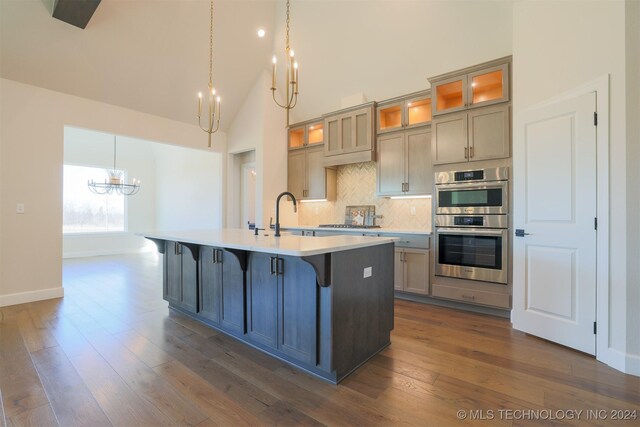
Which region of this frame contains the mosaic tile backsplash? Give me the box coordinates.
[297,162,432,230]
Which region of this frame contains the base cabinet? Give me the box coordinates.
[199,247,245,334]
[247,253,317,365]
[164,241,197,313]
[394,248,429,295]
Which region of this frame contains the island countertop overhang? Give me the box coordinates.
[140,228,398,257]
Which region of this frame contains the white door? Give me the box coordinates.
[512,92,597,355]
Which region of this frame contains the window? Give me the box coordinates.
[63,165,125,233]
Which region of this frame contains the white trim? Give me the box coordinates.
[0,287,64,308]
[626,352,640,377]
[63,246,154,259]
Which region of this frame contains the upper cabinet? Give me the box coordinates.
[430,58,510,117]
[429,57,512,165]
[323,103,376,166]
[377,90,432,134]
[288,119,324,150]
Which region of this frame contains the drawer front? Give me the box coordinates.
[383,233,429,249]
[431,284,510,309]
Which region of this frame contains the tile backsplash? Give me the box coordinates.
[297,162,432,230]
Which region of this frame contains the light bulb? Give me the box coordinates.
[217,96,221,102]
[294,62,298,69]
[211,88,216,95]
[257,28,266,38]
[198,92,203,98]
[272,55,277,64]
[289,49,295,57]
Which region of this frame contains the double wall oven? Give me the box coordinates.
[434,167,509,284]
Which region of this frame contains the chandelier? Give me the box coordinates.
[87,136,140,196]
[197,0,221,148]
[270,0,299,125]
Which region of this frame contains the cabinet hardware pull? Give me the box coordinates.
[277,258,284,276]
[470,146,474,158]
[212,249,217,263]
[464,147,468,159]
[270,257,277,275]
[175,242,182,255]
[405,182,409,192]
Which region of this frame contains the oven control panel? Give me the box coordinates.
[454,216,484,226]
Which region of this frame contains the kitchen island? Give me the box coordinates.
[143,229,396,383]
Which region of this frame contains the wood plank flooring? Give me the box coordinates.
[1,253,638,426]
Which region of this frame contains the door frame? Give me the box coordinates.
[513,75,611,367]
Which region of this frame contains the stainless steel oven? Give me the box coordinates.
[434,215,508,284]
[435,167,508,215]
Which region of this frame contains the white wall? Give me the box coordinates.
[0,78,226,307]
[625,0,640,361]
[63,127,157,257]
[273,0,513,124]
[513,0,638,374]
[154,143,223,231]
[226,69,289,229]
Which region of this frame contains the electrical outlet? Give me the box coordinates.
[16,203,25,214]
[363,266,372,278]
[410,206,416,215]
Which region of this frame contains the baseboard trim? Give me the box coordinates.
[394,292,511,318]
[0,287,64,308]
[63,247,153,259]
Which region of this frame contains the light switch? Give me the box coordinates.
[16,203,25,214]
[363,266,372,278]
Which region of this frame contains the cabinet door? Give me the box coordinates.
[432,75,467,116]
[287,149,306,200]
[468,104,510,162]
[180,245,198,313]
[324,115,341,156]
[340,113,353,152]
[247,252,278,349]
[377,101,404,134]
[278,255,317,365]
[219,250,246,334]
[468,63,509,108]
[353,108,372,152]
[307,122,324,146]
[405,95,432,128]
[164,241,182,305]
[288,125,305,149]
[199,246,221,324]
[432,112,468,165]
[406,128,432,195]
[306,145,326,200]
[403,249,429,295]
[394,249,404,291]
[377,132,406,196]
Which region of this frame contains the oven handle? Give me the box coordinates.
[435,182,507,191]
[435,227,506,237]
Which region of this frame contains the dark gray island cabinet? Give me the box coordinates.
[144,229,396,383]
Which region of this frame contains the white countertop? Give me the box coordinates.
[281,225,431,235]
[141,228,398,257]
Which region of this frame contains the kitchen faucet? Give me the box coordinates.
[274,191,297,237]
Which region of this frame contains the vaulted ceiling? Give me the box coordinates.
[1,1,513,131]
[0,0,277,131]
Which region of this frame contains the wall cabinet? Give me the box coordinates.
[288,119,324,149]
[377,127,432,196]
[247,252,317,365]
[431,104,510,165]
[199,247,245,334]
[377,91,432,134]
[323,103,375,166]
[164,241,197,313]
[288,145,336,200]
[430,61,510,117]
[394,248,430,296]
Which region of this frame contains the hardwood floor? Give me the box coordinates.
[1,253,638,426]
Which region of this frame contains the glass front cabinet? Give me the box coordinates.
[377,90,432,134]
[288,119,324,150]
[431,60,510,117]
